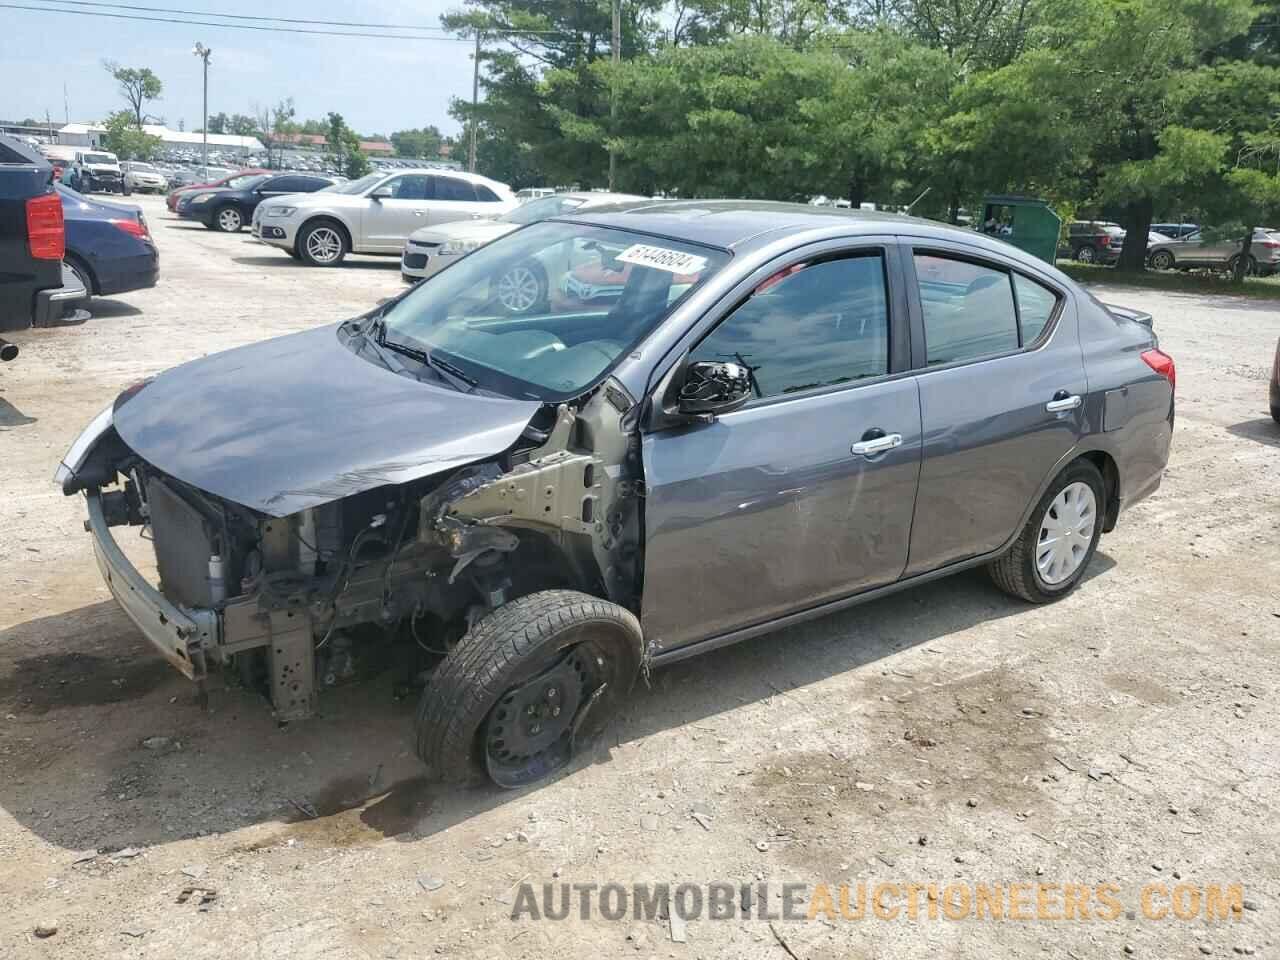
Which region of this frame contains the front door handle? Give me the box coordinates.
[851,432,903,456]
[1045,394,1082,413]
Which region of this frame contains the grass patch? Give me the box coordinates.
[1057,261,1280,300]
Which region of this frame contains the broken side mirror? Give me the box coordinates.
[676,359,753,419]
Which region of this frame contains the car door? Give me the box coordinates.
[640,243,923,653]
[427,175,485,227]
[901,244,1087,576]
[363,174,432,251]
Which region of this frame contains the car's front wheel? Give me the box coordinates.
[297,220,348,266]
[415,590,642,788]
[213,206,242,232]
[1075,245,1097,264]
[989,459,1105,603]
[1149,250,1174,271]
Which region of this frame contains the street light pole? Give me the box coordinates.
[193,43,212,179]
[468,31,481,173]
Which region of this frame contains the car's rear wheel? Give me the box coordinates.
[415,590,642,788]
[1149,250,1174,271]
[1272,404,1280,425]
[494,262,548,314]
[298,221,348,266]
[214,206,242,232]
[1075,245,1097,264]
[989,459,1105,603]
[1228,253,1257,276]
[65,256,95,298]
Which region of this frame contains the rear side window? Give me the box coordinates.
[474,184,501,202]
[388,175,431,200]
[916,254,1019,364]
[690,254,889,399]
[435,177,477,201]
[1013,273,1059,344]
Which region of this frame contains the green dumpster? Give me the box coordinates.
[978,195,1062,266]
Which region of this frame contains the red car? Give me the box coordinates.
[166,168,268,212]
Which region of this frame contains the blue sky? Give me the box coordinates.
[1,1,475,136]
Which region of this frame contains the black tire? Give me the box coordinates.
[1149,250,1174,271]
[988,459,1106,604]
[212,205,242,233]
[1075,244,1097,264]
[1271,404,1280,425]
[415,589,642,787]
[287,247,303,261]
[296,219,348,267]
[1228,254,1257,277]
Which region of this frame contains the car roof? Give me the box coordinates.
[558,199,980,250]
[391,168,507,187]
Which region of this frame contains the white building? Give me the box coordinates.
[57,122,263,153]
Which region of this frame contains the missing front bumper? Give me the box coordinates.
[86,489,219,680]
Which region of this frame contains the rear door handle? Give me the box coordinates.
[1045,395,1082,413]
[851,433,903,456]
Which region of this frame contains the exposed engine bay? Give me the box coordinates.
[80,382,643,722]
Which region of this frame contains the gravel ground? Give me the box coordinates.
[1,195,1278,958]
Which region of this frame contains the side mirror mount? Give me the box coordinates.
[370,185,394,201]
[675,359,753,421]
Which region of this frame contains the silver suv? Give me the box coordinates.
[254,169,517,266]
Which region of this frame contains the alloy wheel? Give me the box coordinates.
[1036,481,1097,585]
[306,227,343,264]
[217,208,242,232]
[496,265,541,313]
[1077,246,1095,263]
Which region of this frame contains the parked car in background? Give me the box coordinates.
[1059,221,1124,264]
[67,150,128,195]
[58,184,159,300]
[515,187,556,202]
[1152,222,1200,240]
[166,168,268,211]
[1146,227,1280,276]
[177,173,336,233]
[0,134,89,334]
[1271,336,1280,424]
[254,169,517,266]
[121,161,168,194]
[400,190,646,291]
[58,201,1174,788]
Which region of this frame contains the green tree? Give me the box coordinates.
[101,110,163,159]
[205,112,228,135]
[103,62,163,127]
[255,98,297,169]
[390,126,445,158]
[326,112,370,178]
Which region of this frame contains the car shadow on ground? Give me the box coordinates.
[231,254,401,271]
[0,552,1116,852]
[0,397,37,427]
[88,299,143,319]
[1225,416,1280,446]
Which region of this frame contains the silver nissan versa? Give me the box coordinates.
[57,201,1174,788]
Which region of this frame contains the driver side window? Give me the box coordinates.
[689,254,890,400]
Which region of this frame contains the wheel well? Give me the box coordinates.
[300,216,351,249]
[64,251,98,295]
[1078,451,1120,532]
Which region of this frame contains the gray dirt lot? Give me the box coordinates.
[1,194,1278,958]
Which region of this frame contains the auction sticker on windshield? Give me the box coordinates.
[616,244,709,275]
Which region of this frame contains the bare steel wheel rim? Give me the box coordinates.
[1037,481,1097,586]
[218,208,241,231]
[306,226,342,263]
[497,265,540,313]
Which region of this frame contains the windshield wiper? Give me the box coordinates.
[365,316,477,392]
[424,353,477,390]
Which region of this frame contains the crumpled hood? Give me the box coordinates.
[407,219,516,246]
[112,323,541,517]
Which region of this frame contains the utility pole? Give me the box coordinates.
[609,0,620,190]
[468,31,481,173]
[46,110,54,143]
[193,43,212,179]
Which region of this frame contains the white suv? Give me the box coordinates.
[253,169,517,266]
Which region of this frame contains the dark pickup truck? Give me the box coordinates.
[0,134,89,351]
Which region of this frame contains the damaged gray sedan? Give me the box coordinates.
[56,201,1174,787]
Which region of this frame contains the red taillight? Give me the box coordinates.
[1141,348,1175,390]
[109,217,147,239]
[1260,239,1280,249]
[1099,235,1111,247]
[25,193,64,260]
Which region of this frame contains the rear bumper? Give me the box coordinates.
[85,490,218,681]
[33,262,91,325]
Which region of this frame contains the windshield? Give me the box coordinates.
[130,162,157,172]
[84,153,115,164]
[226,173,262,188]
[377,220,728,401]
[501,195,587,225]
[329,173,383,195]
